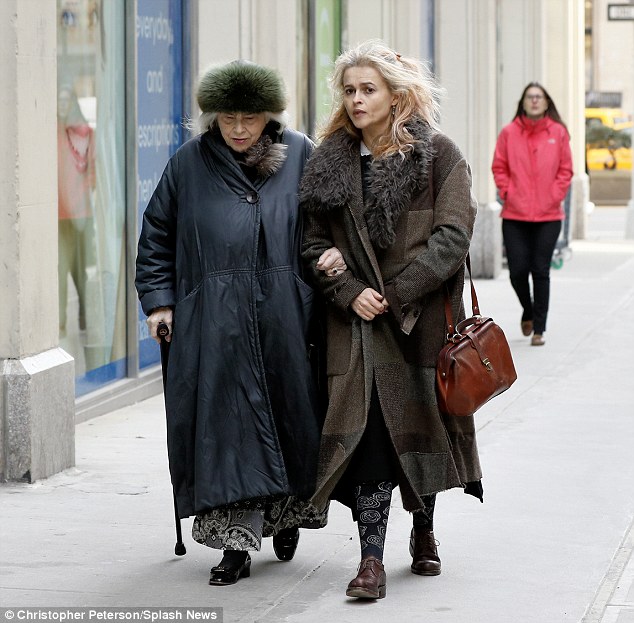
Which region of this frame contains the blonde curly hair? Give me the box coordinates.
[320,40,444,158]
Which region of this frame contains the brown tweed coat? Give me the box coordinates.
[299,118,482,512]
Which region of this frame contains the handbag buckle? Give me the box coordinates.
[482,357,493,372]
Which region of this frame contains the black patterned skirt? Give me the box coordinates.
[192,496,328,551]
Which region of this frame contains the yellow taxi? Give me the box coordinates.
[585,108,632,130]
[585,108,632,171]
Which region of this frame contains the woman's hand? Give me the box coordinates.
[146,306,173,343]
[316,247,347,277]
[351,288,388,321]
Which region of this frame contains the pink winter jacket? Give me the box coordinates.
[492,116,573,222]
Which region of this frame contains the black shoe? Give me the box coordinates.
[208,553,251,586]
[272,527,300,561]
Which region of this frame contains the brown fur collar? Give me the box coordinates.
[210,125,288,178]
[299,117,435,248]
[242,134,288,177]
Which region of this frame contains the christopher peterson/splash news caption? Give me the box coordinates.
[1,610,221,623]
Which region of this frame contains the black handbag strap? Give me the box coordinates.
[443,254,481,337]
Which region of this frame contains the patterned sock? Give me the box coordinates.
[412,493,437,531]
[354,481,393,561]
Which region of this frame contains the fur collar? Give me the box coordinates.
[242,134,288,177]
[208,126,288,178]
[300,117,435,248]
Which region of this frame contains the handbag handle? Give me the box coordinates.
[443,254,481,338]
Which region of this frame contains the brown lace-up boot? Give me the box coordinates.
[345,556,387,599]
[409,528,441,576]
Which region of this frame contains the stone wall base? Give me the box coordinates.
[588,170,631,207]
[571,174,590,241]
[1,348,75,482]
[470,202,503,279]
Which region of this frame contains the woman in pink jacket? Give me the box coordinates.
[492,82,573,346]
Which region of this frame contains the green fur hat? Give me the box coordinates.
[196,60,287,114]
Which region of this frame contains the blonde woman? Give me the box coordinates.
[300,40,483,600]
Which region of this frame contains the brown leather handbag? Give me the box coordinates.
[436,256,517,416]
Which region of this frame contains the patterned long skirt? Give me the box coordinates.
[192,496,328,551]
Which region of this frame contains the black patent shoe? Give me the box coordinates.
[272,527,300,561]
[208,553,251,586]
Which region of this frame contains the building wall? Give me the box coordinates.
[197,0,242,62]
[543,0,586,187]
[0,0,59,360]
[197,0,303,127]
[1,0,74,482]
[345,0,393,47]
[495,0,544,131]
[435,0,498,202]
[592,0,634,111]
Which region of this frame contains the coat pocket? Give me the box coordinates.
[398,291,446,366]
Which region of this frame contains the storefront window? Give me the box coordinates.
[136,0,184,369]
[57,0,127,396]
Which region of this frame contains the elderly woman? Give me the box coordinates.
[300,41,483,600]
[136,61,336,586]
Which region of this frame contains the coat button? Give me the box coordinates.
[246,191,259,204]
[412,309,420,318]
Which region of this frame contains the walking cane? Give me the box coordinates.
[157,321,186,556]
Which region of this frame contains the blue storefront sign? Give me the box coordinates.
[136,0,184,369]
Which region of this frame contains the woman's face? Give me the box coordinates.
[342,65,397,147]
[522,87,548,120]
[217,112,267,152]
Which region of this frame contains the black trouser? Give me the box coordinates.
[502,219,561,335]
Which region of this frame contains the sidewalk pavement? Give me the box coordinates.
[2,207,634,623]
